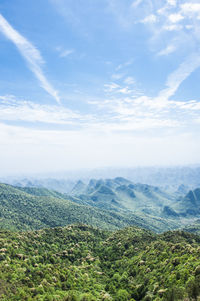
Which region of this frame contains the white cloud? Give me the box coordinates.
[60,50,74,57]
[158,52,200,100]
[124,77,136,85]
[104,82,120,92]
[158,44,177,56]
[167,0,176,6]
[139,0,200,63]
[3,90,200,135]
[107,0,154,28]
[168,13,184,23]
[181,3,200,18]
[56,46,74,58]
[111,73,124,80]
[163,24,183,31]
[141,14,157,24]
[0,96,92,125]
[104,81,139,96]
[118,87,132,95]
[0,14,60,103]
[115,59,134,71]
[131,0,143,9]
[136,1,200,97]
[185,24,193,30]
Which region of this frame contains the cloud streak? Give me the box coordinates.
[0,14,60,103]
[131,0,200,101]
[158,52,200,100]
[0,95,93,125]
[56,46,74,58]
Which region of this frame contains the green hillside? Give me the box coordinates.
[0,183,176,233]
[1,225,200,300]
[70,178,177,215]
[183,220,200,236]
[172,189,200,216]
[69,178,200,225]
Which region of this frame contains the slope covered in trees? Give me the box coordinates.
[0,225,200,300]
[0,183,180,233]
[183,220,200,236]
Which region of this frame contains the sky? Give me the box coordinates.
[0,0,200,175]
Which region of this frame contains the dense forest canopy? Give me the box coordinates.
[1,225,200,300]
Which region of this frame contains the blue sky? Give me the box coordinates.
[0,0,200,174]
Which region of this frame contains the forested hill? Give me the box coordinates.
[0,224,200,300]
[1,181,200,233]
[0,183,174,233]
[0,183,143,231]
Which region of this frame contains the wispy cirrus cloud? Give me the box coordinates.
[0,92,192,133]
[157,44,177,56]
[90,56,200,131]
[123,77,136,85]
[0,95,91,125]
[158,52,200,100]
[126,1,200,102]
[115,59,134,71]
[0,14,60,103]
[56,46,74,58]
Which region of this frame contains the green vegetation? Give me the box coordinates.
[0,183,137,231]
[173,189,200,216]
[1,225,200,300]
[70,178,176,215]
[183,220,200,236]
[0,183,181,233]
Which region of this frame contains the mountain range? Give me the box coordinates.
[2,166,200,193]
[1,177,200,233]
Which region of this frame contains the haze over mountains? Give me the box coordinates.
[2,165,200,193]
